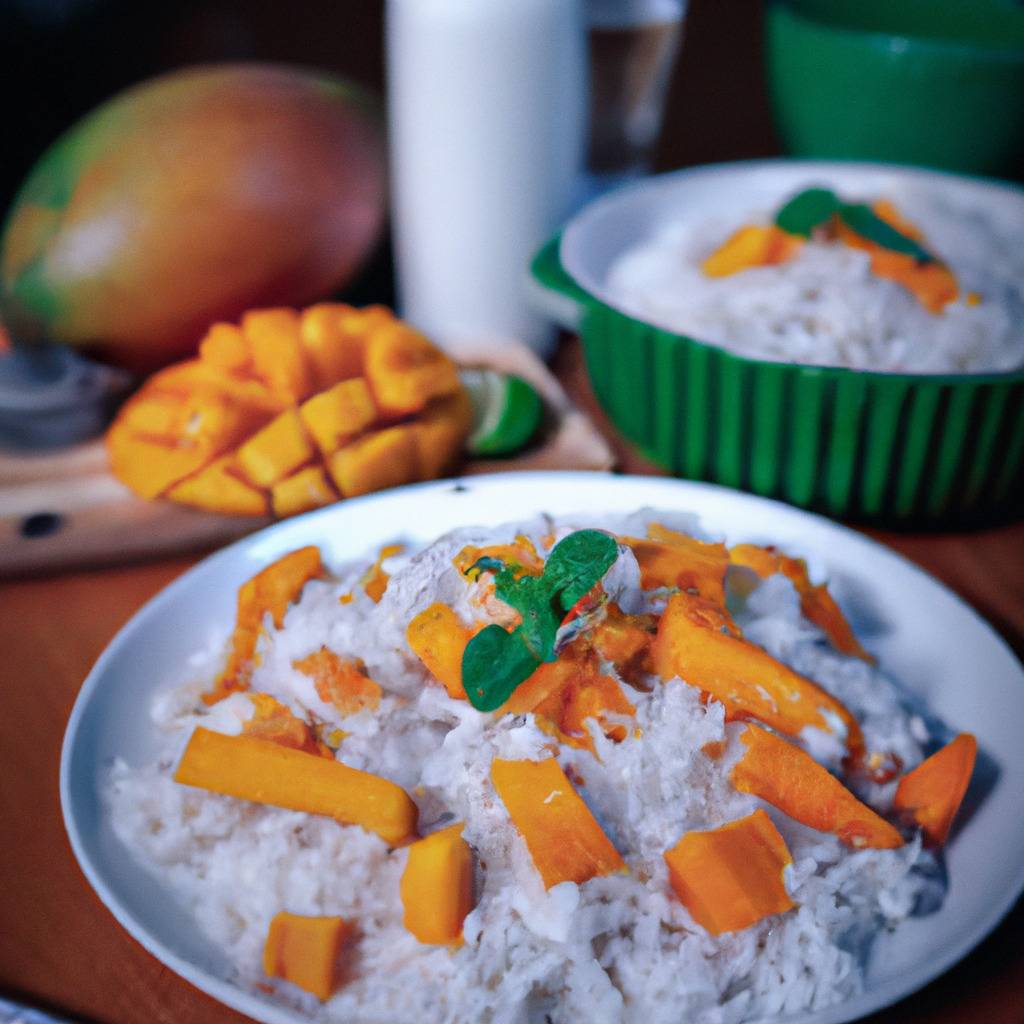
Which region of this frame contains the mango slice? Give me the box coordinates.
[730,543,871,661]
[731,725,903,849]
[407,603,475,700]
[652,591,864,759]
[175,727,418,845]
[490,756,625,888]
[293,648,383,716]
[622,524,731,607]
[400,823,475,945]
[263,911,354,1001]
[894,733,976,846]
[107,304,471,517]
[702,224,802,278]
[663,810,795,935]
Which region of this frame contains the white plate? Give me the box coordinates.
[61,471,1024,1024]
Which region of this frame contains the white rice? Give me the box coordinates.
[108,510,941,1023]
[606,186,1024,374]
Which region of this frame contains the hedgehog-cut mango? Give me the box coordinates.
[106,304,470,517]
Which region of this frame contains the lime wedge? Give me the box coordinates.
[462,369,544,457]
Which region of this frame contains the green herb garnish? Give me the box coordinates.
[774,188,935,264]
[835,203,934,263]
[460,529,619,711]
[774,187,841,237]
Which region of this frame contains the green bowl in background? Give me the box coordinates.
[529,160,1024,528]
[765,0,1024,177]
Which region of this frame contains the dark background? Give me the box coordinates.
[0,0,778,215]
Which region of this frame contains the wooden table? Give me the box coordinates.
[2,339,1023,1024]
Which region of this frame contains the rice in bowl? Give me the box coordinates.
[107,508,972,1023]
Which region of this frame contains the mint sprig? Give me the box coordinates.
[460,529,618,711]
[773,187,935,264]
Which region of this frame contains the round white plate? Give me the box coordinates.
[61,471,1024,1024]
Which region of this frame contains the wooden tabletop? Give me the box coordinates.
[2,338,1023,1024]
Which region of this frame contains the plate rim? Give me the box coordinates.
[60,470,1024,1024]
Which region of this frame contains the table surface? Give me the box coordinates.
[2,338,1023,1024]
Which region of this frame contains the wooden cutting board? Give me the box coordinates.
[0,340,614,576]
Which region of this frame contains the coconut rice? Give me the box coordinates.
[107,509,946,1023]
[606,186,1024,374]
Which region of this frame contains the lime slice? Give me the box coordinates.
[462,369,544,457]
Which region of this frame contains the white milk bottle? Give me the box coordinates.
[387,0,586,358]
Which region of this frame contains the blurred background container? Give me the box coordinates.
[766,0,1024,177]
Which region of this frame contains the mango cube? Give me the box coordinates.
[413,390,473,480]
[236,408,315,488]
[271,466,339,518]
[400,823,474,945]
[364,323,461,417]
[327,426,419,498]
[263,911,354,1001]
[299,377,377,456]
[168,455,269,517]
[243,307,314,404]
[199,322,250,373]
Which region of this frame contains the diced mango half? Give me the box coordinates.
[400,823,475,945]
[263,911,354,1001]
[490,756,625,888]
[664,810,794,935]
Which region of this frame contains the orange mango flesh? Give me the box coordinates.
[206,546,324,703]
[175,727,418,846]
[407,603,475,700]
[490,757,625,888]
[652,591,864,760]
[729,543,871,662]
[360,543,405,604]
[400,823,475,945]
[894,733,977,846]
[263,911,354,1002]
[702,224,803,278]
[293,648,383,716]
[240,693,328,757]
[588,605,658,687]
[452,536,545,580]
[731,725,903,849]
[106,304,470,517]
[663,809,795,935]
[621,524,731,608]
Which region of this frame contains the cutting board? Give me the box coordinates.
[0,340,614,575]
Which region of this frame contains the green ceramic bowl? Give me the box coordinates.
[765,0,1024,177]
[530,160,1024,527]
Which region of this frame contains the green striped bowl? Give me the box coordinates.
[530,161,1024,526]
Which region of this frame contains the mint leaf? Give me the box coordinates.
[774,188,841,237]
[837,203,934,263]
[461,624,541,711]
[543,530,619,611]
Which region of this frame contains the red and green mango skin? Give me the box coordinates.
[1,64,386,372]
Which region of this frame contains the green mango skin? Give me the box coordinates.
[1,64,386,371]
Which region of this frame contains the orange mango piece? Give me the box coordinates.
[263,911,354,1001]
[327,425,420,498]
[730,543,871,661]
[241,692,327,757]
[588,605,657,686]
[293,648,383,715]
[359,542,404,603]
[209,545,324,701]
[414,389,474,480]
[407,603,474,700]
[107,421,215,500]
[702,224,802,278]
[199,322,251,374]
[400,823,475,945]
[652,591,864,759]
[236,408,316,489]
[270,465,338,518]
[622,525,731,608]
[299,302,363,387]
[663,809,794,935]
[299,377,377,456]
[364,322,461,417]
[490,757,625,888]
[894,733,976,846]
[731,725,903,849]
[175,727,419,845]
[561,669,635,745]
[167,455,268,517]
[242,307,315,404]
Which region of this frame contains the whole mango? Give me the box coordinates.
[0,64,386,372]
